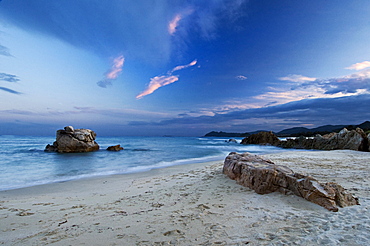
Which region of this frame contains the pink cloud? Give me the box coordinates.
[168,14,182,35]
[97,55,125,88]
[170,60,197,73]
[106,55,125,79]
[136,75,179,99]
[136,59,197,99]
[345,61,370,71]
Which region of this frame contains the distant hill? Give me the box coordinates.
[203,121,370,137]
[276,124,347,137]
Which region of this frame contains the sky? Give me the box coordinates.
[1,0,370,136]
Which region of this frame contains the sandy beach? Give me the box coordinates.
[1,150,369,245]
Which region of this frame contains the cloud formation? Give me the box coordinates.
[0,73,21,94]
[0,1,247,63]
[345,61,370,70]
[0,87,21,94]
[0,73,20,83]
[0,44,12,56]
[136,60,197,99]
[97,55,125,88]
[168,14,182,35]
[235,75,247,80]
[278,74,317,82]
[128,94,370,132]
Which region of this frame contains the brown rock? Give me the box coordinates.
[223,152,359,212]
[241,131,280,145]
[45,126,99,153]
[107,145,124,151]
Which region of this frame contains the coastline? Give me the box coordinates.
[1,150,369,245]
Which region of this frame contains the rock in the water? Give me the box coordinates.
[223,152,359,212]
[240,131,280,145]
[225,139,238,143]
[45,126,99,153]
[107,145,124,151]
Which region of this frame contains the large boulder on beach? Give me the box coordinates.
[45,126,99,153]
[240,131,280,145]
[223,152,359,212]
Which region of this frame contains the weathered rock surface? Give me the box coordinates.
[279,128,368,151]
[45,126,99,153]
[223,152,359,212]
[240,131,280,145]
[107,145,124,151]
[241,128,369,151]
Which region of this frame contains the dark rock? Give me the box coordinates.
[279,128,368,151]
[45,126,99,153]
[240,131,280,146]
[240,128,369,151]
[225,139,237,143]
[223,152,359,212]
[107,145,124,151]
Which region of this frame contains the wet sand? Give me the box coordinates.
[1,150,369,245]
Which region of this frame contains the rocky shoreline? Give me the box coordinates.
[241,127,370,152]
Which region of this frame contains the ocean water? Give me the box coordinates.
[0,135,288,191]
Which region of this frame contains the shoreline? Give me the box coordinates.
[1,150,369,245]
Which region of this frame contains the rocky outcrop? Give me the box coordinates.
[223,152,359,212]
[240,131,280,145]
[241,128,369,151]
[279,128,368,151]
[45,126,99,153]
[107,145,124,151]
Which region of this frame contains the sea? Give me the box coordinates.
[0,135,291,191]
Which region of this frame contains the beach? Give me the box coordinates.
[1,150,369,245]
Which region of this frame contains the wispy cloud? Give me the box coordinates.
[235,75,247,80]
[255,64,370,107]
[97,55,125,88]
[136,60,197,99]
[0,44,12,57]
[168,14,182,35]
[106,55,125,79]
[0,87,21,94]
[0,1,247,64]
[345,61,370,70]
[170,60,197,73]
[278,74,317,82]
[0,73,20,83]
[128,94,370,133]
[136,76,179,99]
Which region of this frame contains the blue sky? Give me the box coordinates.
[1,0,370,136]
